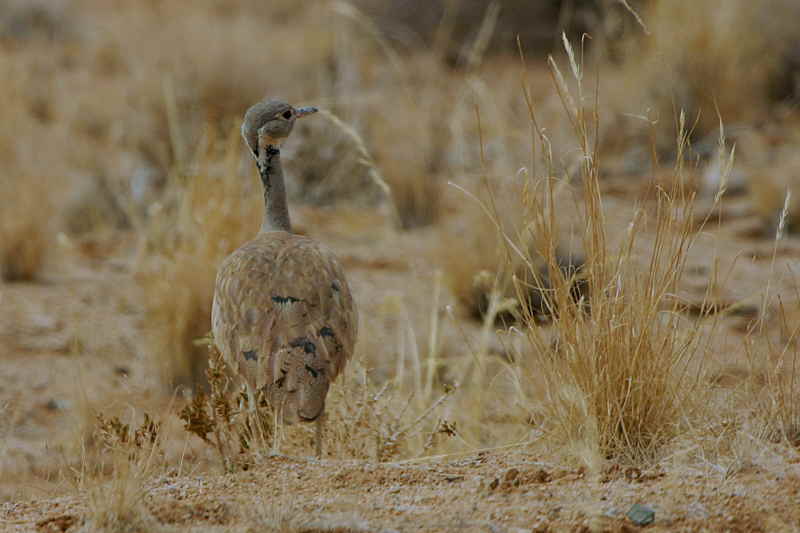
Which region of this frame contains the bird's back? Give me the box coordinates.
[212,231,357,420]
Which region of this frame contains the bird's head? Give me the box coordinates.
[241,99,318,159]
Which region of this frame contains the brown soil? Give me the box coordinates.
[3,195,800,532]
[5,450,800,532]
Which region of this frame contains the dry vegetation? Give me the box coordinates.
[2,0,800,531]
[135,127,262,389]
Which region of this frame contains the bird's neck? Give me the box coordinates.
[258,145,292,233]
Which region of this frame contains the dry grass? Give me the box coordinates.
[486,41,729,466]
[0,175,51,282]
[355,0,615,62]
[4,0,800,528]
[136,128,260,390]
[606,0,800,151]
[73,413,164,533]
[442,176,585,324]
[364,56,454,229]
[739,130,800,236]
[520,187,711,465]
[180,342,455,466]
[0,46,57,282]
[749,336,800,448]
[744,271,800,447]
[179,344,278,471]
[62,174,130,240]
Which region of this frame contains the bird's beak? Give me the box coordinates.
[295,106,318,118]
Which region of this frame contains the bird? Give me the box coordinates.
[211,99,358,457]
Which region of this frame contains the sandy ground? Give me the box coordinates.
[3,187,800,532]
[3,1,800,530]
[4,449,800,532]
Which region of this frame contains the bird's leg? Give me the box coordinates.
[245,384,257,415]
[315,414,325,459]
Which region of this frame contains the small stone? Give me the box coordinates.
[44,398,68,411]
[488,478,499,490]
[627,504,655,526]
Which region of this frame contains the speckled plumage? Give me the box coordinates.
[212,231,357,423]
[211,99,357,440]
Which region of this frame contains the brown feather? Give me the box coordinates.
[212,230,357,422]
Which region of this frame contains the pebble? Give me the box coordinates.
[626,503,655,526]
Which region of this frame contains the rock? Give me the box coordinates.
[626,504,655,526]
[44,398,68,411]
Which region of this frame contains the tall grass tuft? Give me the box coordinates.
[0,175,51,282]
[511,36,722,466]
[75,413,162,533]
[136,127,260,390]
[744,200,800,447]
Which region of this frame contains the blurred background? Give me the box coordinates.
[2,0,800,505]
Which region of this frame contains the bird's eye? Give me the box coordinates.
[282,110,293,119]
